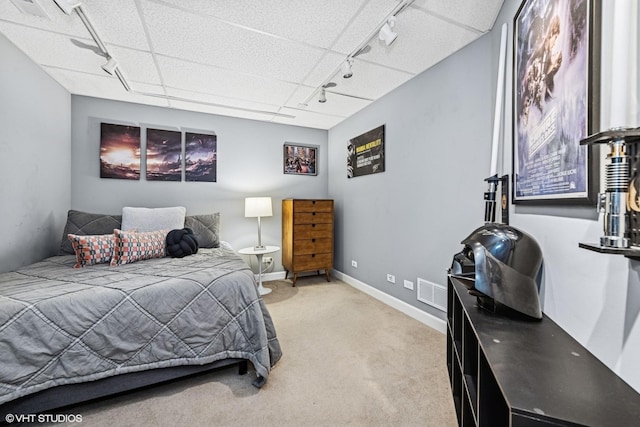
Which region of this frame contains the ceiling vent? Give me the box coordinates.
[10,0,50,19]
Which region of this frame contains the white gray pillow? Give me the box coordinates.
[121,206,186,232]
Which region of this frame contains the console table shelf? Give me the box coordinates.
[447,276,640,427]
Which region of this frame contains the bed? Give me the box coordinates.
[0,209,282,416]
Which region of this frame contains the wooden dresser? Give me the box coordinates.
[282,199,334,286]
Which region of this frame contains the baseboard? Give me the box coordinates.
[261,271,287,282]
[333,270,447,334]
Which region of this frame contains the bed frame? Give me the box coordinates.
[0,358,248,418]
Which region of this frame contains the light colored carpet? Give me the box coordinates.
[36,276,456,426]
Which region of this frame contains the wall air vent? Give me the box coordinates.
[417,278,447,312]
[10,0,50,19]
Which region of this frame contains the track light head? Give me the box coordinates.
[341,59,354,79]
[318,88,327,103]
[101,57,118,75]
[379,16,398,46]
[53,0,82,15]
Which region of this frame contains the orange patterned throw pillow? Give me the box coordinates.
[68,233,115,268]
[110,229,168,266]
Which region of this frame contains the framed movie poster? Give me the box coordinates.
[100,123,141,180]
[185,132,217,182]
[347,125,385,178]
[513,0,600,204]
[146,128,182,181]
[284,143,317,176]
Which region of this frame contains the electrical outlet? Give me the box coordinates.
[404,280,414,290]
[262,257,273,264]
[386,274,396,284]
[351,260,358,268]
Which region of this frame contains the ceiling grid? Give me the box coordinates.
[0,0,504,129]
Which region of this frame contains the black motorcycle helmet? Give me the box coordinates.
[450,224,543,319]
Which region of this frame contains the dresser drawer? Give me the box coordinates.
[293,223,333,239]
[293,238,332,255]
[294,212,332,224]
[293,200,333,213]
[293,253,333,271]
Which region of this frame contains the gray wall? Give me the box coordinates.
[328,0,640,393]
[70,96,328,271]
[0,33,71,273]
[328,33,494,321]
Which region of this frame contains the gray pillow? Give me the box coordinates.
[59,210,122,255]
[185,213,220,248]
[121,206,186,232]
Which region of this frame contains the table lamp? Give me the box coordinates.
[245,197,272,250]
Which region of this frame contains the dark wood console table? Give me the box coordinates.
[447,276,640,427]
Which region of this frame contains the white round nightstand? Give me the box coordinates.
[238,246,280,295]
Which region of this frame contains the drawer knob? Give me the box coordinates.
[311,254,315,257]
[312,212,316,216]
[312,200,316,204]
[312,224,316,227]
[312,238,316,242]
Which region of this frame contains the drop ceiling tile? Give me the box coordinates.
[272,107,345,130]
[129,82,167,97]
[154,0,368,49]
[168,99,276,122]
[108,46,161,85]
[0,21,105,73]
[330,0,400,55]
[79,0,150,50]
[412,0,504,32]
[286,86,371,118]
[302,51,347,88]
[140,1,325,83]
[325,60,414,100]
[360,7,481,74]
[1,0,150,50]
[44,67,170,107]
[165,88,281,115]
[157,56,299,106]
[0,0,86,37]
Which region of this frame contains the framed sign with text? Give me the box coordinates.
[347,125,385,178]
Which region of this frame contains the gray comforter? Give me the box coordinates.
[0,247,282,405]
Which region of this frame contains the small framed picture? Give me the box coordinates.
[283,143,318,176]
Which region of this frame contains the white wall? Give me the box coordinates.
[0,33,71,273]
[70,96,328,271]
[328,0,640,393]
[504,0,640,392]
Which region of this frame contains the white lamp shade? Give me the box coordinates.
[245,197,273,218]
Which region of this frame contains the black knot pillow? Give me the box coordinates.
[166,228,199,258]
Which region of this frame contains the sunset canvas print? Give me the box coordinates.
[146,128,182,181]
[185,132,217,182]
[100,123,141,180]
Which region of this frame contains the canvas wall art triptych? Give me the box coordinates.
[100,123,217,182]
